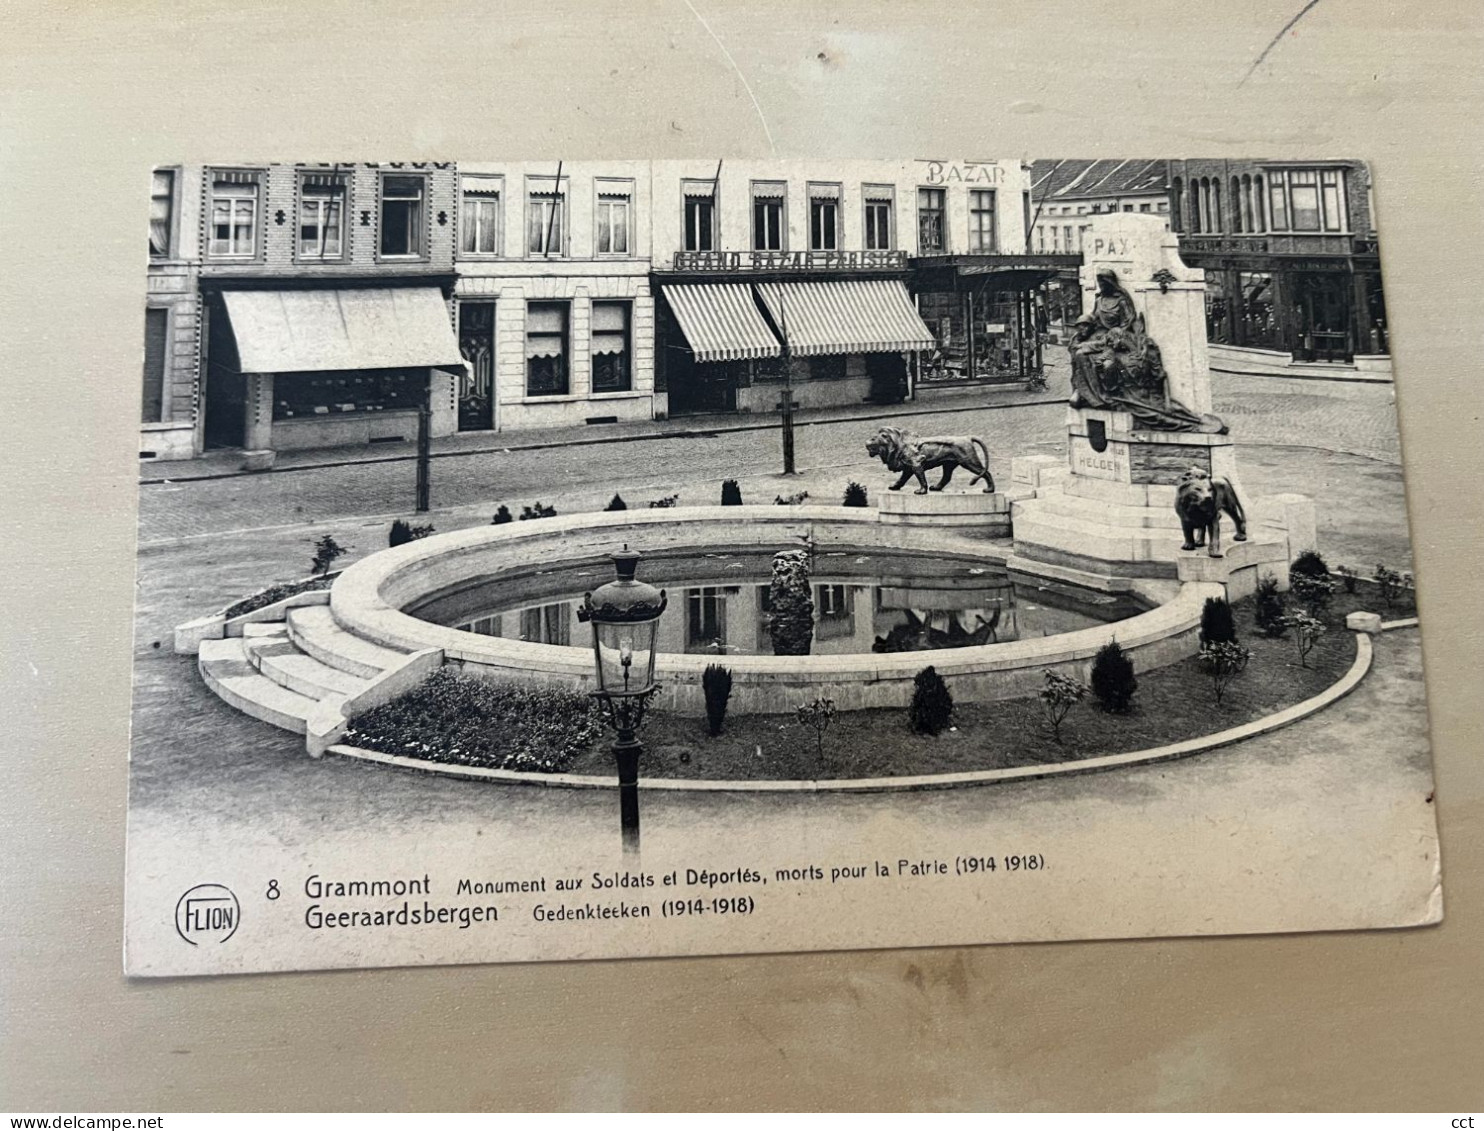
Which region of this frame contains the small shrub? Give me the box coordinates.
[492,505,513,525]
[1290,572,1336,618]
[909,665,954,735]
[1039,669,1087,744]
[648,493,680,509]
[310,534,347,577]
[842,481,869,508]
[1199,640,1251,706]
[766,550,815,656]
[1335,565,1358,593]
[1024,369,1049,393]
[1090,640,1138,714]
[1199,596,1238,647]
[221,574,335,619]
[389,519,435,547]
[1289,550,1330,580]
[1254,575,1288,637]
[1280,611,1326,668]
[720,479,743,506]
[341,669,603,774]
[604,494,628,512]
[1375,563,1410,608]
[702,664,733,737]
[774,490,811,506]
[796,696,837,758]
[519,502,557,520]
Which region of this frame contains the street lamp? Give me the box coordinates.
[579,548,667,849]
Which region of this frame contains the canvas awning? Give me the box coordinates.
[662,283,782,363]
[755,280,937,357]
[220,287,465,374]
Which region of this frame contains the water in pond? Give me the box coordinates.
[407,547,1150,656]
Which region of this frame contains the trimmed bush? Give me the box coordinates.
[492,505,513,525]
[310,534,347,577]
[1090,640,1138,713]
[720,479,743,506]
[702,664,733,737]
[1199,595,1238,646]
[389,519,434,547]
[843,481,869,508]
[604,494,627,512]
[1254,575,1288,637]
[766,549,815,656]
[1290,550,1330,580]
[341,669,604,774]
[909,666,954,735]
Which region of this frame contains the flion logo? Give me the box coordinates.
[175,884,241,945]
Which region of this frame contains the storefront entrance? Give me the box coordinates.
[457,301,496,431]
[1291,271,1354,362]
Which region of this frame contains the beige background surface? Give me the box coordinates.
[2,0,1481,1111]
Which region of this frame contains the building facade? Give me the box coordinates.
[143,162,466,460]
[143,158,1069,459]
[1167,158,1386,363]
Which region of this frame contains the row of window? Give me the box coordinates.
[1172,169,1350,235]
[1038,199,1166,217]
[151,171,1007,261]
[684,183,998,255]
[148,168,640,263]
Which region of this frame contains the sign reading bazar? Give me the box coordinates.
[919,160,1007,185]
[672,250,907,271]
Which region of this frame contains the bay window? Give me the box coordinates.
[1267,168,1348,232]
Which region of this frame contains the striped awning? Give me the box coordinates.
[755,280,936,357]
[662,284,782,363]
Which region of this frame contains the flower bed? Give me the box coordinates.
[222,573,337,619]
[562,595,1361,781]
[342,669,604,774]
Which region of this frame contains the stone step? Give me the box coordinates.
[1030,491,1187,530]
[246,636,367,700]
[241,621,289,639]
[286,604,408,679]
[198,638,316,734]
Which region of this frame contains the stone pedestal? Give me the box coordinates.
[878,489,1011,537]
[1012,212,1307,596]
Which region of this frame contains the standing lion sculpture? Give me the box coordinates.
[866,426,995,495]
[1175,466,1248,557]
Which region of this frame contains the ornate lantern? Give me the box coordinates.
[579,548,667,843]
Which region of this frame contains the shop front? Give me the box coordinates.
[1180,239,1387,364]
[908,255,1074,390]
[654,254,936,416]
[204,285,465,453]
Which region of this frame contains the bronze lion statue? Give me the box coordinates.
[866,426,995,495]
[1175,466,1248,557]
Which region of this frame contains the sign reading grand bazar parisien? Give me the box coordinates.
[126,155,1437,977]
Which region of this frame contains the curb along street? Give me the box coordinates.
[139,392,1066,486]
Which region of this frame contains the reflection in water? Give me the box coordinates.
[410,548,1147,656]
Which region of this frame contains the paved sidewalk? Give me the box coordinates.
[141,379,1060,484]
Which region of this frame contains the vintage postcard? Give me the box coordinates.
[125,157,1439,977]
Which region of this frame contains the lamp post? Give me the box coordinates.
[579,548,667,850]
